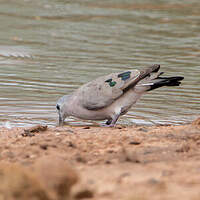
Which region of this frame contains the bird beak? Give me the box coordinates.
[58,112,64,126]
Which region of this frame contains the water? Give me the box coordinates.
[0,0,199,127]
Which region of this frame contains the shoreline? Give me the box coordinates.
[0,117,199,200]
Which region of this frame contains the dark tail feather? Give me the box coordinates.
[147,76,184,91]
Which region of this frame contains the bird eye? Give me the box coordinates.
[56,104,60,110]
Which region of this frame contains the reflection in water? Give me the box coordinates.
[0,0,199,127]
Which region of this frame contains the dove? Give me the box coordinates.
[56,64,184,127]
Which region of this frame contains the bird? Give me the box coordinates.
[56,64,184,127]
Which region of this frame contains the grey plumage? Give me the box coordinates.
[56,64,184,126]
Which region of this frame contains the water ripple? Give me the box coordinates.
[0,0,199,126]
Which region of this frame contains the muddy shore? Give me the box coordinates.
[0,118,200,200]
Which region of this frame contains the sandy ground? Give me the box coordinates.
[0,117,200,200]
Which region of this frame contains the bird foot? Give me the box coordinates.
[101,123,115,127]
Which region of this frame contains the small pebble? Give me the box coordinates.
[83,126,90,129]
[40,144,48,150]
[129,141,141,145]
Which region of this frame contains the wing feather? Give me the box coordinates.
[77,69,140,110]
[77,64,160,110]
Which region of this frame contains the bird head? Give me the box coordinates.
[56,95,71,126]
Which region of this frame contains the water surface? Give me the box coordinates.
[0,0,199,127]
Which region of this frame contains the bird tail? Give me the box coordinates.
[135,71,184,92]
[147,75,184,91]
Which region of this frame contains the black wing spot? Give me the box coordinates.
[118,71,131,81]
[105,78,112,83]
[56,104,60,110]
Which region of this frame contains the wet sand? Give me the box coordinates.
[0,117,200,200]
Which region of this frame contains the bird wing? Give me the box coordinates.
[77,64,160,110]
